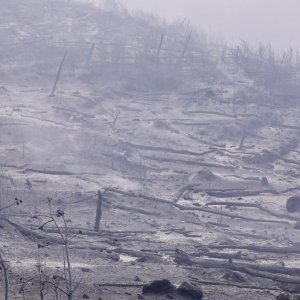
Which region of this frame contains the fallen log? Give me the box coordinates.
[195,244,300,255]
[143,155,234,169]
[188,277,280,291]
[175,250,300,283]
[98,283,144,288]
[105,188,290,224]
[3,219,62,244]
[112,204,161,216]
[23,169,104,177]
[280,157,300,166]
[187,134,226,148]
[20,114,70,128]
[189,250,243,260]
[97,280,281,291]
[206,201,299,221]
[52,106,94,118]
[114,248,164,263]
[183,110,237,118]
[24,169,76,176]
[121,141,211,157]
[206,189,278,198]
[34,226,155,237]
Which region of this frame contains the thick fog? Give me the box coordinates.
[121,0,300,50]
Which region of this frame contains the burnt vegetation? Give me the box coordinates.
[0,0,300,299]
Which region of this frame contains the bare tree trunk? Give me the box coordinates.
[50,51,67,97]
[94,190,103,232]
[157,34,165,58]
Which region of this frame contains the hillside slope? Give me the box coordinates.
[0,1,300,299]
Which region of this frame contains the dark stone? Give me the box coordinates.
[204,88,215,98]
[174,249,193,266]
[82,294,90,299]
[106,253,120,262]
[0,220,6,229]
[136,255,163,263]
[142,279,175,295]
[276,294,290,300]
[176,282,203,300]
[286,196,300,213]
[261,176,269,186]
[193,168,219,182]
[81,267,90,273]
[294,221,300,229]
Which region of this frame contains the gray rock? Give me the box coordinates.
[176,281,203,300]
[286,196,300,213]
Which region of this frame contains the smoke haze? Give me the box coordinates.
[121,0,300,50]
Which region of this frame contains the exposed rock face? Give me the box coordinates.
[286,195,300,212]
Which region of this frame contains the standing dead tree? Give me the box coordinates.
[94,190,103,232]
[85,43,95,68]
[50,51,67,97]
[157,34,165,58]
[179,29,192,62]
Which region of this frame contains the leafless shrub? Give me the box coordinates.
[35,198,81,300]
[0,251,10,300]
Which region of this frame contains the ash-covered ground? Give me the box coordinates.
[1,1,300,299]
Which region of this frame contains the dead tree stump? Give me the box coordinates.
[94,190,102,232]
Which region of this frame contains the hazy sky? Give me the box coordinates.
[120,0,299,50]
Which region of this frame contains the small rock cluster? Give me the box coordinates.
[142,279,203,299]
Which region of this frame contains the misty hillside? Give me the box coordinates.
[0,1,300,300]
[2,0,300,99]
[0,0,215,91]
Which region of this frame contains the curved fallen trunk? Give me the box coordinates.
[105,188,290,225]
[206,201,298,221]
[175,250,300,284]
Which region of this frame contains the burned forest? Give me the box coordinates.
[0,0,300,299]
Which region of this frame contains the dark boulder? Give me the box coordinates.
[261,176,269,186]
[176,282,203,300]
[142,279,175,295]
[193,168,219,182]
[204,88,215,99]
[286,196,300,212]
[276,294,290,300]
[293,221,300,229]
